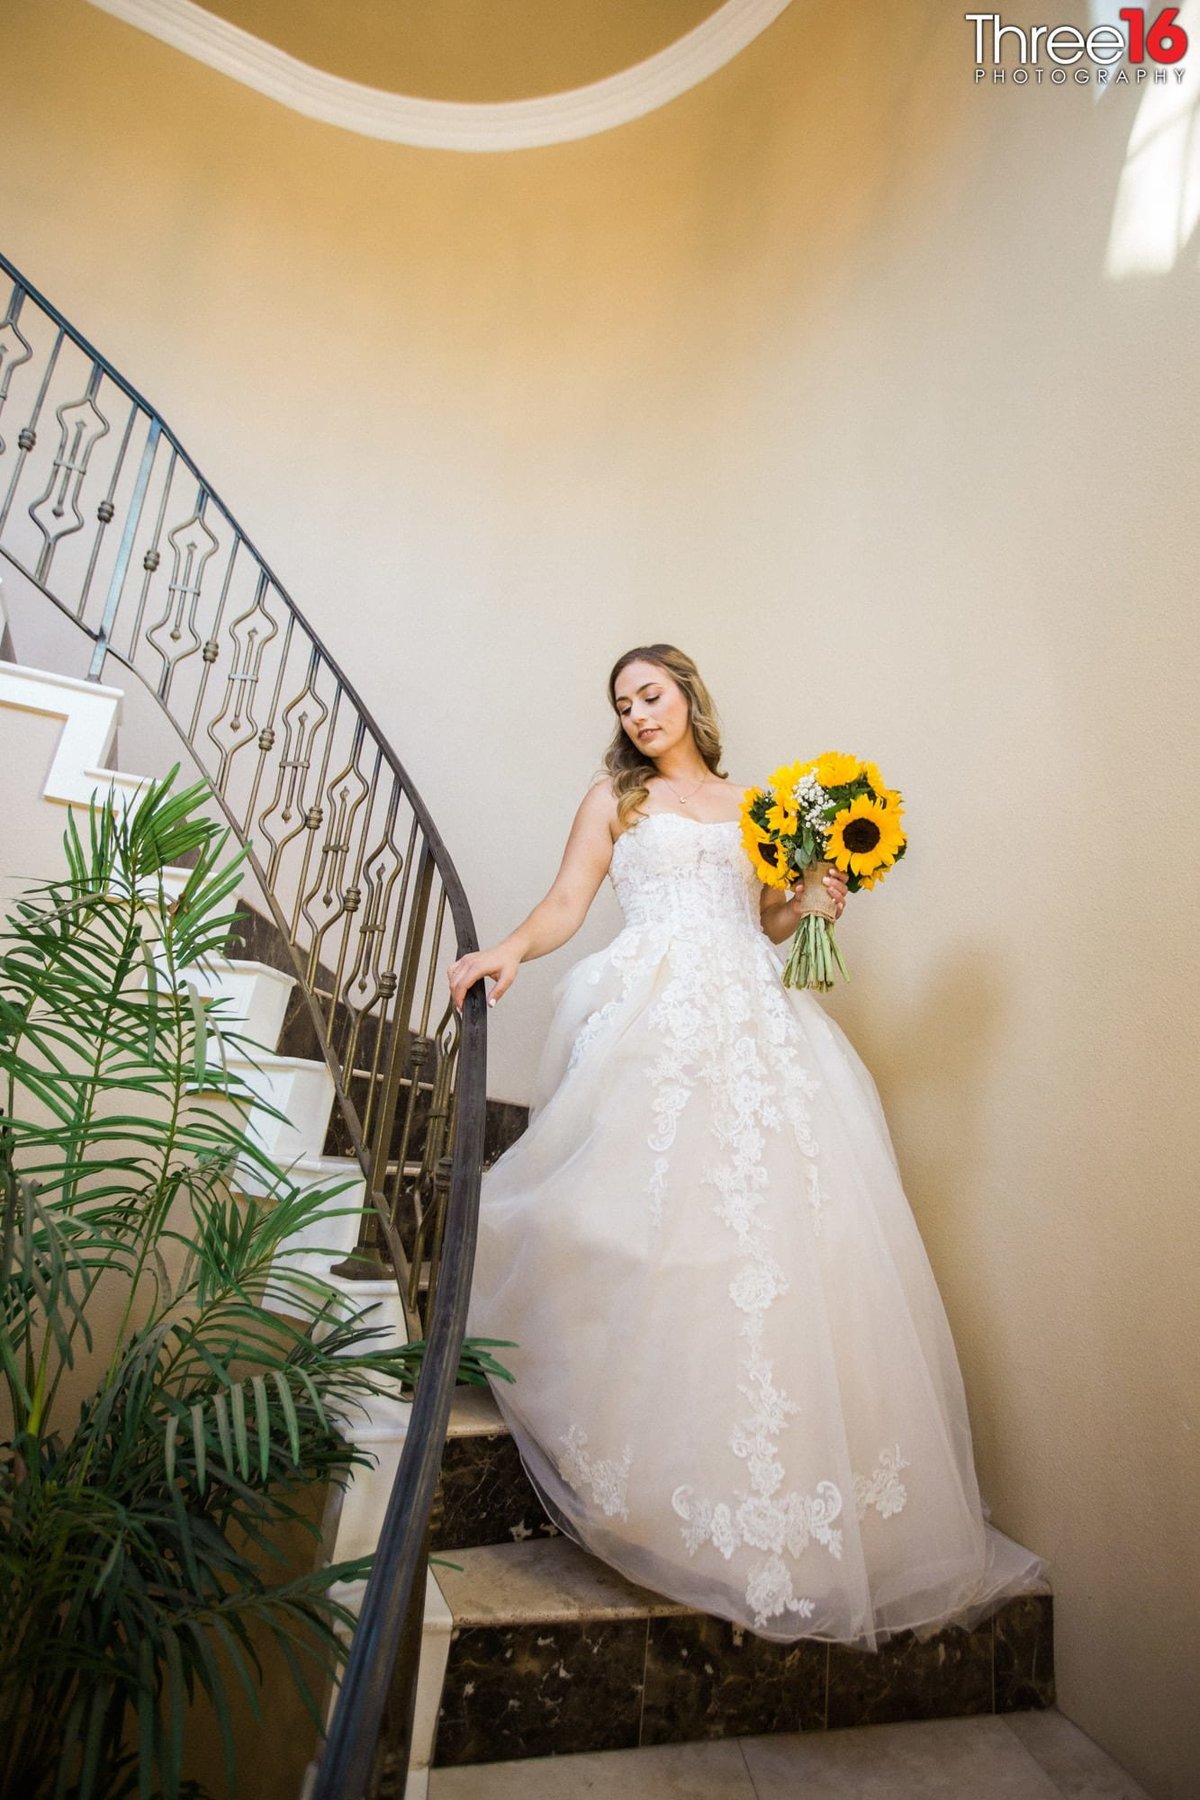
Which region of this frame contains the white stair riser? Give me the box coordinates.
[203,961,294,1048]
[260,1168,370,1311]
[162,957,295,1050]
[230,1056,335,1161]
[0,660,125,805]
[328,1409,413,1563]
[200,1063,332,1160]
[301,1572,449,1800]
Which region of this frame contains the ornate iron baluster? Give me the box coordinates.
[28,361,111,585]
[0,284,33,456]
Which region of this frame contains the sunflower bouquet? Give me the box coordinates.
[740,752,907,990]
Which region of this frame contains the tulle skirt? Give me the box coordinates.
[466,926,1047,1648]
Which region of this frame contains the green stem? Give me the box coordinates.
[781,912,851,991]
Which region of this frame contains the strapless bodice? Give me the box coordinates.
[608,812,762,940]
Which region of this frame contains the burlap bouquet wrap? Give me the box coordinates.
[795,859,838,923]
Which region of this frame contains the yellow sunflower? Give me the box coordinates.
[740,811,792,890]
[765,800,798,835]
[863,759,905,813]
[825,795,906,879]
[768,760,816,804]
[815,750,864,789]
[739,787,771,840]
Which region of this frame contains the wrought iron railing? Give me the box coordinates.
[0,246,483,1335]
[0,248,488,1793]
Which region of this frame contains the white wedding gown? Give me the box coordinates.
[466,811,1046,1647]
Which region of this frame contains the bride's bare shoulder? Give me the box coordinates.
[577,776,621,835]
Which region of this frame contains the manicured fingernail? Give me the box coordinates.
[488,998,496,1008]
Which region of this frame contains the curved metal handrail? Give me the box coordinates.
[0,247,487,1795]
[311,978,485,1800]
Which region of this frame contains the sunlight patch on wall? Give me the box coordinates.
[1104,0,1200,275]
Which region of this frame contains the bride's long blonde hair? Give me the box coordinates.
[603,644,728,830]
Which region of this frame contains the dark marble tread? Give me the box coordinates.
[430,1535,1054,1768]
[432,1386,558,1553]
[433,1424,561,1552]
[483,1099,529,1168]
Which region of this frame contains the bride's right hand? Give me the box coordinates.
[446,944,521,1014]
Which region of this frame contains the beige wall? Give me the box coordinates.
[2,2,1198,1794]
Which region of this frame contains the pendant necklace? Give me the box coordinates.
[664,772,710,807]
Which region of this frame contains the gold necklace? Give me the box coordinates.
[662,772,711,807]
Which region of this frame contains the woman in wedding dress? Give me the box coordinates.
[447,643,1046,1649]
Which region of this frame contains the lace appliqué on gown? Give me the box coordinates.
[557,1425,633,1520]
[855,1445,911,1521]
[669,1002,846,1628]
[592,823,845,1628]
[566,927,654,1076]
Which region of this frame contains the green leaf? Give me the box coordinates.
[229,1380,250,1480]
[252,1374,272,1479]
[183,1618,238,1799]
[77,1675,115,1800]
[190,1402,208,1493]
[272,1370,302,1464]
[211,1389,234,1476]
[138,1636,157,1800]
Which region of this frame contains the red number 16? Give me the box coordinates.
[1119,8,1189,62]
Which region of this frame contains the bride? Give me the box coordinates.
[447,643,1045,1648]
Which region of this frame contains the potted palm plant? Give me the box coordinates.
[0,770,507,1799]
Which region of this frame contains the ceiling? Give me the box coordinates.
[200,0,727,102]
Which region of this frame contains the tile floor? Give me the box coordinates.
[427,1709,1152,1799]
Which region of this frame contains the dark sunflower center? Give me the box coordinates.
[842,819,881,854]
[759,841,779,866]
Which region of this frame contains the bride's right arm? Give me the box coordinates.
[446,782,616,1011]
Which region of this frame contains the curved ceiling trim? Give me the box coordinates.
[83,0,793,151]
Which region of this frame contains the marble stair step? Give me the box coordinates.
[432,1384,560,1553]
[429,1533,1054,1770]
[436,1534,693,1630]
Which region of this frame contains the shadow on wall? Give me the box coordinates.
[835,942,1014,1435]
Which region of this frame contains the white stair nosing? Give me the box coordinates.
[208,956,295,986]
[0,658,125,706]
[286,1152,364,1176]
[0,660,125,806]
[221,1048,334,1077]
[447,1386,507,1438]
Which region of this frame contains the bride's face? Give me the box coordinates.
[613,660,692,760]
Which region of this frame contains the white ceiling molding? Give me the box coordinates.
[83,0,795,151]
